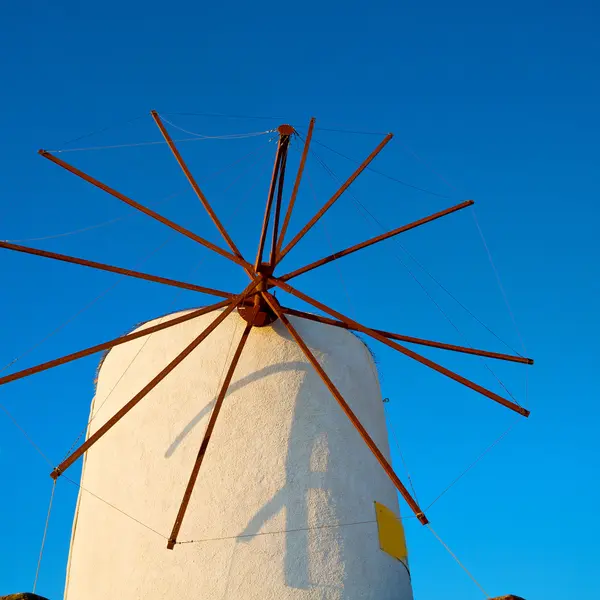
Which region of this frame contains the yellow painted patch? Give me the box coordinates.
[374,501,408,561]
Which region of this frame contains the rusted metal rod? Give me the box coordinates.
[150,111,253,280]
[50,281,260,480]
[280,306,533,365]
[277,133,393,261]
[269,144,289,265]
[280,200,475,282]
[269,279,530,417]
[0,241,233,298]
[261,291,428,525]
[39,150,254,273]
[0,300,231,388]
[275,117,315,259]
[167,320,254,549]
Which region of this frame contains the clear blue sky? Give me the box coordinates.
[1,1,598,598]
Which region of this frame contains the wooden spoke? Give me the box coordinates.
[277,133,393,262]
[167,319,254,549]
[268,278,530,417]
[261,291,428,525]
[150,111,253,279]
[279,200,475,282]
[50,280,260,480]
[0,241,233,299]
[281,306,533,365]
[0,300,231,388]
[39,150,254,273]
[275,117,315,259]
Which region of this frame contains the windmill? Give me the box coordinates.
[0,113,533,599]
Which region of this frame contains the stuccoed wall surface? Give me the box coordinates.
[64,310,413,600]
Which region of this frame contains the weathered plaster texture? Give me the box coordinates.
[64,310,413,600]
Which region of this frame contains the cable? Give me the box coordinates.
[46,131,270,154]
[163,111,287,122]
[61,474,168,539]
[56,114,148,151]
[425,421,517,511]
[32,479,56,593]
[427,524,490,598]
[177,519,378,545]
[314,126,390,136]
[310,139,452,199]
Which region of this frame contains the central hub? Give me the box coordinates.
[238,265,278,327]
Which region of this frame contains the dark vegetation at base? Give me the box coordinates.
[1,594,50,600]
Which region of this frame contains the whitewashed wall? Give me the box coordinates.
[64,309,413,600]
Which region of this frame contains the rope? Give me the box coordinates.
[427,524,490,598]
[32,479,56,593]
[177,519,377,545]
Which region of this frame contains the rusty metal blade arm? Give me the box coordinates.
[261,291,428,524]
[50,281,260,480]
[0,301,231,388]
[279,200,475,282]
[280,306,533,365]
[269,145,288,265]
[0,241,233,298]
[269,279,530,417]
[275,117,315,259]
[277,133,393,262]
[39,150,254,273]
[167,320,253,549]
[150,111,253,279]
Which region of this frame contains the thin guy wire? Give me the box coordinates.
[471,208,527,354]
[163,111,287,121]
[312,150,522,405]
[1,189,187,243]
[386,139,528,359]
[56,114,147,151]
[32,480,56,593]
[61,474,168,539]
[0,404,53,466]
[427,524,490,598]
[425,420,517,511]
[160,115,274,139]
[310,138,452,199]
[178,519,378,545]
[47,131,270,154]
